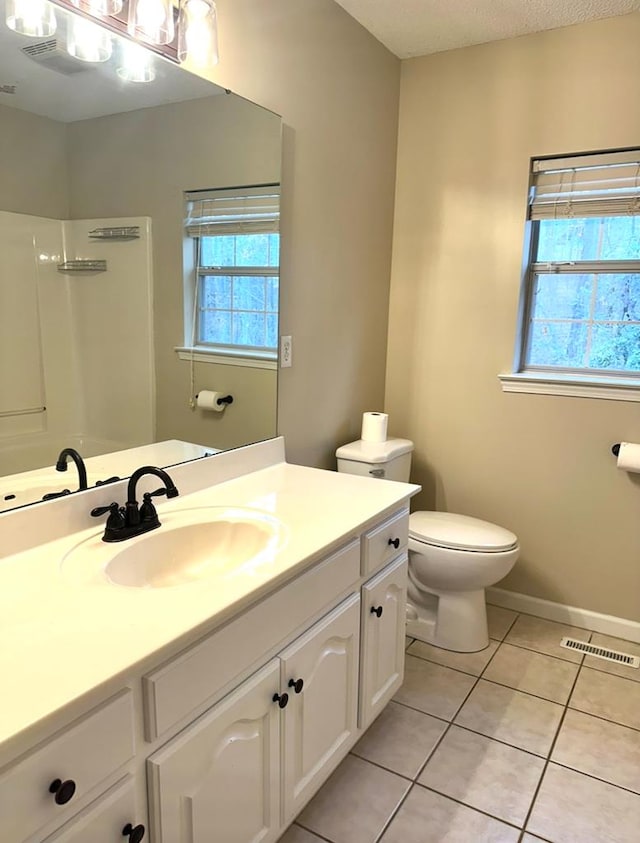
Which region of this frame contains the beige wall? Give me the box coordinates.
[67,94,280,451]
[0,104,69,219]
[193,0,402,467]
[386,14,640,621]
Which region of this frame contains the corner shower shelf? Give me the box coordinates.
[88,226,140,241]
[57,260,107,273]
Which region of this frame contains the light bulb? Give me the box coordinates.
[117,42,156,82]
[178,0,218,67]
[67,16,112,62]
[6,0,56,37]
[128,0,174,45]
[70,0,123,15]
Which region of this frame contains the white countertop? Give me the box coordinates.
[0,448,418,752]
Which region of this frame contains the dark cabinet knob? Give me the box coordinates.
[49,778,76,805]
[288,678,304,694]
[272,692,289,709]
[371,605,383,618]
[122,823,146,842]
[388,537,400,549]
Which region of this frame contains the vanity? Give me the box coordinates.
[0,438,419,843]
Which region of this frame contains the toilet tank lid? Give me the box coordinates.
[336,438,414,464]
[409,512,518,552]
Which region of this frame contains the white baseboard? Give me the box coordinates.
[487,587,640,646]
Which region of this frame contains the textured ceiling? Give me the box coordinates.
[332,0,640,58]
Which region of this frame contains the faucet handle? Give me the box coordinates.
[91,501,126,528]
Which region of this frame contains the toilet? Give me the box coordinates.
[336,437,519,653]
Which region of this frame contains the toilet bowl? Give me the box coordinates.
[406,512,519,652]
[336,436,520,653]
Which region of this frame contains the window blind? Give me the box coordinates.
[529,150,640,220]
[185,184,280,237]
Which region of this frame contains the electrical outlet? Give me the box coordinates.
[280,335,292,368]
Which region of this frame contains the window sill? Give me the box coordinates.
[175,347,278,371]
[498,372,640,402]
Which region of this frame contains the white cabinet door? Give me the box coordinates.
[280,594,360,823]
[359,556,408,728]
[147,660,281,843]
[40,777,141,843]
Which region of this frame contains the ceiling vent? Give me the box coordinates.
[21,39,92,76]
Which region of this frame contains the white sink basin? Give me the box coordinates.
[61,507,287,588]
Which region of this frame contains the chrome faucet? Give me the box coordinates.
[91,465,179,543]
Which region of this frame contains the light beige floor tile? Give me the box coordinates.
[380,785,520,842]
[553,708,640,793]
[393,655,476,721]
[483,643,579,704]
[418,725,544,826]
[570,666,640,730]
[527,763,640,843]
[487,605,518,641]
[352,700,447,779]
[297,754,410,843]
[405,636,415,650]
[505,614,590,662]
[521,837,546,842]
[407,638,499,676]
[583,633,640,683]
[454,679,563,756]
[278,825,325,843]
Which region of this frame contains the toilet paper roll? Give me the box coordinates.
[361,412,388,443]
[616,442,640,474]
[196,390,226,412]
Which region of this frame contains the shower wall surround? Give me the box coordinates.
[0,211,153,475]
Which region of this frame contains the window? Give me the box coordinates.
[513,150,640,389]
[184,185,280,358]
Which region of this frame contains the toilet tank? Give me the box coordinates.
[336,438,414,482]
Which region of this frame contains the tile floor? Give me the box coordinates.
[279,605,640,843]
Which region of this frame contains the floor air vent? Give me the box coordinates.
[561,637,640,668]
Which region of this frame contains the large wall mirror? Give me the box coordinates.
[0,0,282,512]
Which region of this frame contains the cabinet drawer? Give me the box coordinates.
[41,776,140,843]
[361,508,409,575]
[144,538,360,741]
[0,689,135,843]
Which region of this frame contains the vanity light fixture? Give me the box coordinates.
[127,0,174,45]
[70,0,123,15]
[6,0,56,36]
[116,39,156,82]
[67,14,113,61]
[178,0,218,67]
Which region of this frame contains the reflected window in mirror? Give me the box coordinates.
[184,185,280,361]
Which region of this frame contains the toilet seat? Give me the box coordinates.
[409,512,518,553]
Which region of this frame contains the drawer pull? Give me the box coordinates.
[122,823,146,842]
[288,678,304,694]
[370,605,383,618]
[272,692,289,709]
[49,778,76,805]
[388,537,400,549]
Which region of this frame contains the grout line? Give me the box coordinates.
[565,704,640,735]
[581,661,640,682]
[390,697,451,723]
[413,781,523,832]
[291,821,334,842]
[478,675,572,708]
[373,781,416,843]
[404,646,495,678]
[347,750,414,783]
[499,638,586,666]
[518,641,587,836]
[549,759,640,799]
[578,663,640,687]
[450,722,549,760]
